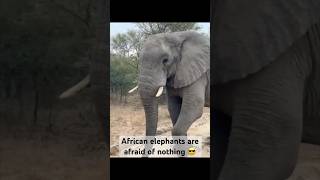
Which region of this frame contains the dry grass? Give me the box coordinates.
[0,136,107,180]
[0,103,107,180]
[288,143,320,180]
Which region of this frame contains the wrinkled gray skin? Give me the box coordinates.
[213,0,320,179]
[138,31,210,136]
[212,25,320,180]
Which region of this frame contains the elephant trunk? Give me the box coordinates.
[140,94,159,136]
[138,71,165,136]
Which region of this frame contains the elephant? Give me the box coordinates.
[212,0,320,180]
[129,31,210,137]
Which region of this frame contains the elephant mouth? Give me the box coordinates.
[166,76,175,87]
[129,85,164,97]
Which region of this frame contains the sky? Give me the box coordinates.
[110,23,210,38]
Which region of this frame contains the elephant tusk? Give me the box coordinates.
[155,86,164,97]
[59,75,90,99]
[128,85,138,93]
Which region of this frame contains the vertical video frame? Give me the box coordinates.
[110,22,210,158]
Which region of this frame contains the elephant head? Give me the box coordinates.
[135,31,210,136]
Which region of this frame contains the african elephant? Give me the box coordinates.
[212,1,320,180]
[129,31,210,137]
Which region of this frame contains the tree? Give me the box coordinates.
[126,30,143,59]
[0,0,93,128]
[136,23,200,37]
[0,0,108,178]
[90,0,109,179]
[111,33,131,57]
[110,56,137,102]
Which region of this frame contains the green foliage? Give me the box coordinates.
[136,23,200,36]
[111,33,131,57]
[0,0,94,127]
[110,56,137,101]
[0,0,92,89]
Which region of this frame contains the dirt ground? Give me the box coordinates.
[288,143,320,180]
[0,131,107,180]
[110,95,210,157]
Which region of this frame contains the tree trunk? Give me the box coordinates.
[91,0,108,143]
[16,78,24,123]
[5,76,12,99]
[32,74,39,126]
[120,88,123,102]
[90,0,109,179]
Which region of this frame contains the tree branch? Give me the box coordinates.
[49,0,90,29]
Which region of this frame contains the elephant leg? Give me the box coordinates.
[302,86,320,145]
[170,86,205,157]
[218,53,308,180]
[167,90,182,126]
[212,110,232,180]
[171,78,206,136]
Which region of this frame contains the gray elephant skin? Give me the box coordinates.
[213,0,320,180]
[135,31,210,137]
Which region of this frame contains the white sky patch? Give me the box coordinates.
[110,23,137,37]
[110,22,210,39]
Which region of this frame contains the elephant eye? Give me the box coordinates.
[162,58,169,65]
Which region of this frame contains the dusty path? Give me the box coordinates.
[110,103,210,157]
[288,143,320,180]
[0,134,107,180]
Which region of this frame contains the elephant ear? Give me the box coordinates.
[172,31,210,88]
[213,0,320,84]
